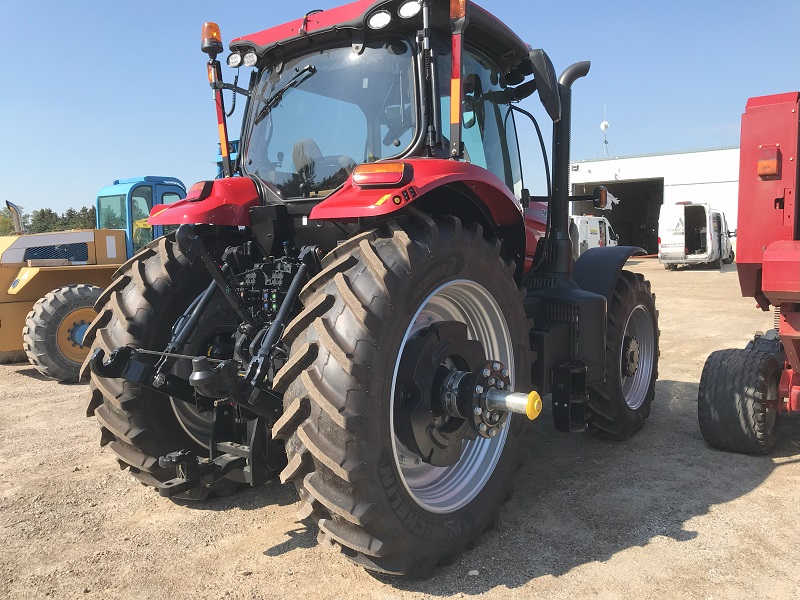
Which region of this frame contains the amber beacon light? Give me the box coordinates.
[201,22,223,57]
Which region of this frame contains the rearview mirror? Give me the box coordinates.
[529,49,561,122]
[593,186,608,209]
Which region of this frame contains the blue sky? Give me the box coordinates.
[3,0,799,213]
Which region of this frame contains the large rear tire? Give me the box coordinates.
[587,271,659,439]
[23,284,103,382]
[698,348,780,455]
[273,215,528,577]
[85,235,241,496]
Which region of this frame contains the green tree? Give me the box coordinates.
[28,208,63,233]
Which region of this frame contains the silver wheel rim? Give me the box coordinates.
[390,279,514,514]
[621,304,655,410]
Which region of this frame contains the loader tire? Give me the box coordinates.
[23,284,103,382]
[698,349,780,455]
[273,215,528,578]
[587,271,659,439]
[84,235,242,498]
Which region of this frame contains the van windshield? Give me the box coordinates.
[242,40,417,199]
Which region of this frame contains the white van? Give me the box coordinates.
[570,215,618,258]
[658,202,734,269]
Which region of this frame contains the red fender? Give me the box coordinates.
[310,158,522,226]
[149,178,259,227]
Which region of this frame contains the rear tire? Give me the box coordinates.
[722,250,735,265]
[587,271,659,439]
[273,215,528,577]
[23,284,103,382]
[85,235,242,497]
[698,349,780,455]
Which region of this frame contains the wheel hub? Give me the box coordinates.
[394,321,526,467]
[394,321,483,467]
[622,335,640,377]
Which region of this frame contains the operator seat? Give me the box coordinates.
[292,139,322,173]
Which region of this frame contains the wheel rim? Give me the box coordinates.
[620,304,655,409]
[390,279,513,514]
[56,307,97,363]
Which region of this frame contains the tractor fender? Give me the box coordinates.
[149,177,260,227]
[309,158,523,228]
[573,246,646,303]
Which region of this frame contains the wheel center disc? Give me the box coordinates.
[394,320,485,467]
[622,335,640,377]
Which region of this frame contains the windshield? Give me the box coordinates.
[243,39,417,199]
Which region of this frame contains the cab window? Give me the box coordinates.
[437,43,524,197]
[131,185,154,253]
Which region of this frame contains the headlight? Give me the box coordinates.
[367,10,392,29]
[243,51,258,67]
[227,53,242,68]
[398,0,422,18]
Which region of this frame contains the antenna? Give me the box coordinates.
[598,104,610,158]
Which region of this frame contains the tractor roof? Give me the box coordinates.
[230,0,530,76]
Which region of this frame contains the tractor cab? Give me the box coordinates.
[96,176,186,257]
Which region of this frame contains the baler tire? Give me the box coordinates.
[23,284,103,382]
[698,349,780,455]
[273,215,528,578]
[587,271,659,439]
[84,235,243,498]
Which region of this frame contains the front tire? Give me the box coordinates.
[273,216,528,577]
[698,349,780,454]
[23,284,103,382]
[587,271,659,439]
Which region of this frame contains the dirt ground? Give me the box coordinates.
[1,258,798,600]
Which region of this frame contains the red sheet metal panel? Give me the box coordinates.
[737,92,800,301]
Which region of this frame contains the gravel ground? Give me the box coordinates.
[1,258,798,600]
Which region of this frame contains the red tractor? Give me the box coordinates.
[86,0,659,577]
[699,92,800,455]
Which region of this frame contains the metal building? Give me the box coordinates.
[570,148,739,254]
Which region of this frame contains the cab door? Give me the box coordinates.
[153,183,186,238]
[128,184,155,257]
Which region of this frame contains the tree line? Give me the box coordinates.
[0,206,97,236]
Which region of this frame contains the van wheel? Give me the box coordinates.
[722,250,735,265]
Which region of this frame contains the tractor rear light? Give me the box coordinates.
[367,10,392,29]
[243,51,258,67]
[201,22,223,57]
[185,181,214,202]
[227,52,243,68]
[398,0,422,18]
[757,145,781,178]
[352,162,412,188]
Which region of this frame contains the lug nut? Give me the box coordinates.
[478,423,488,433]
[474,406,483,416]
[482,368,491,377]
[492,362,501,371]
[497,380,505,389]
[501,368,509,377]
[488,377,496,386]
[475,385,484,395]
[483,410,491,419]
[488,428,498,438]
